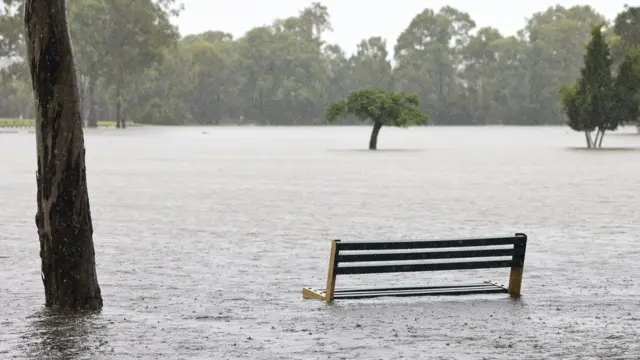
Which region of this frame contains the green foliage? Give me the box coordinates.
[0,61,30,118]
[325,88,427,127]
[0,0,22,57]
[559,81,588,132]
[560,24,614,139]
[66,0,180,126]
[352,37,393,90]
[1,2,637,127]
[182,31,233,45]
[613,6,640,54]
[611,46,640,125]
[581,24,615,131]
[560,24,640,148]
[127,47,194,125]
[324,101,348,123]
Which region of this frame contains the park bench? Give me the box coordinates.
[302,233,527,303]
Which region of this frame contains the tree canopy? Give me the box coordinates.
[325,89,426,126]
[325,88,427,149]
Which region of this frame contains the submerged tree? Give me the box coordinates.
[560,24,615,148]
[560,82,593,147]
[325,88,427,150]
[25,0,102,309]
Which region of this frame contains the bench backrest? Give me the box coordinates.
[317,233,528,302]
[331,233,527,275]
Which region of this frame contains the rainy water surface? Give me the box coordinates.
[1,126,640,359]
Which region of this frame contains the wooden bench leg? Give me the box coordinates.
[324,240,339,303]
[508,267,523,298]
[509,233,527,298]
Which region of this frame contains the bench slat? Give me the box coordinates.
[336,236,525,251]
[336,260,515,275]
[333,285,509,299]
[320,282,503,293]
[337,248,515,262]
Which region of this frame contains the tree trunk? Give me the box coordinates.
[590,129,606,149]
[116,91,121,129]
[214,95,222,125]
[121,102,127,129]
[598,129,605,148]
[584,131,593,148]
[87,77,97,128]
[25,0,103,310]
[369,121,383,150]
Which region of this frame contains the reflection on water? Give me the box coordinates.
[23,310,106,360]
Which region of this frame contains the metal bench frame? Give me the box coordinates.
[302,233,527,303]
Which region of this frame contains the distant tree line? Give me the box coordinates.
[1,1,639,127]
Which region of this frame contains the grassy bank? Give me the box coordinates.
[0,118,142,128]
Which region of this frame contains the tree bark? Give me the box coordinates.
[369,121,383,150]
[25,0,103,310]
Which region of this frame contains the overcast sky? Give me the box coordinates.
[176,0,629,54]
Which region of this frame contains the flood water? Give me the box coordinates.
[1,126,640,359]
